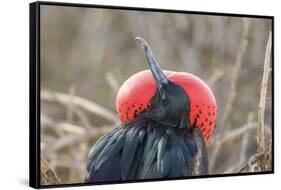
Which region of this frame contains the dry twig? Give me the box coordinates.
[41,89,119,124]
[105,72,120,93]
[211,122,255,146]
[207,70,224,87]
[239,113,254,163]
[210,19,250,171]
[41,156,61,185]
[47,124,112,153]
[257,31,272,153]
[237,31,272,173]
[66,85,76,123]
[238,152,271,173]
[220,18,250,131]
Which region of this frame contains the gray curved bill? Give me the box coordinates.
[135,37,168,89]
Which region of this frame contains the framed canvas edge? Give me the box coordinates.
[30,1,41,189]
[29,1,275,189]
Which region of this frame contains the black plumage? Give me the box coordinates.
[86,118,208,182]
[85,37,208,182]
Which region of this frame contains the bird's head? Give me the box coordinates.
[134,37,190,129]
[116,37,217,145]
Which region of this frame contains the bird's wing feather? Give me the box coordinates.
[86,122,146,182]
[86,120,208,182]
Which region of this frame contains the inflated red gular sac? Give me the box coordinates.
[86,37,217,183]
[116,70,217,145]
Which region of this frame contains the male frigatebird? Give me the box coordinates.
[85,37,217,182]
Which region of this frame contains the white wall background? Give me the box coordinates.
[0,0,279,189]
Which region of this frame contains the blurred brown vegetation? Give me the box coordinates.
[40,5,272,185]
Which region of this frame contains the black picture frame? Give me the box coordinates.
[30,1,274,189]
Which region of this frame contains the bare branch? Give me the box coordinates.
[41,156,61,185]
[210,19,250,171]
[257,31,272,153]
[211,123,255,146]
[105,72,120,93]
[41,89,119,124]
[210,122,271,147]
[240,112,254,163]
[220,18,250,130]
[47,124,112,153]
[238,152,271,173]
[66,85,76,122]
[207,70,224,87]
[58,122,87,135]
[228,31,273,174]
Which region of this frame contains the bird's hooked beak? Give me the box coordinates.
[135,37,168,90]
